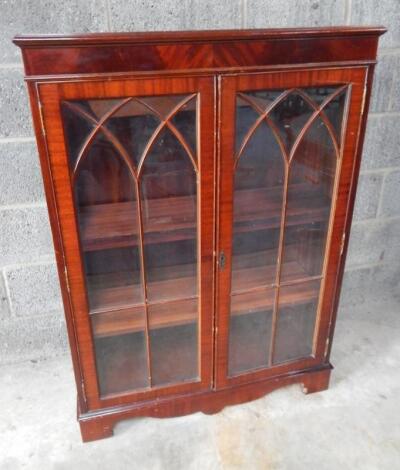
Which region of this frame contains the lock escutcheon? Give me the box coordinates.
[219,251,226,270]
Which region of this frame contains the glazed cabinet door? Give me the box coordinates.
[38,76,215,408]
[216,67,367,387]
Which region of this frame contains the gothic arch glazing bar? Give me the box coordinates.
[235,90,292,166]
[227,83,350,376]
[62,100,138,183]
[135,94,198,174]
[61,89,202,396]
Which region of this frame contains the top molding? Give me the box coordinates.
[13,27,386,47]
[13,27,386,78]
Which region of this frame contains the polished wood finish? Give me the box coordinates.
[15,27,384,442]
[13,27,385,77]
[79,364,332,442]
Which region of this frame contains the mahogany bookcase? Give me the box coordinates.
[14,26,385,442]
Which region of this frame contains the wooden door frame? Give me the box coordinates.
[215,66,369,389]
[37,75,216,411]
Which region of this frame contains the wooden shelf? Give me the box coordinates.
[80,185,330,251]
[91,257,320,338]
[79,193,197,252]
[89,247,301,313]
[88,262,196,312]
[231,246,304,293]
[92,297,198,338]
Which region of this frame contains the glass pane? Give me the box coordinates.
[70,129,148,397]
[303,87,346,144]
[77,99,122,119]
[228,93,285,377]
[139,94,189,119]
[322,90,347,145]
[84,247,142,311]
[229,289,275,375]
[281,118,337,282]
[231,120,284,293]
[140,111,199,385]
[61,102,95,168]
[245,90,283,112]
[149,299,198,386]
[304,86,339,106]
[268,91,314,152]
[91,307,149,395]
[273,280,321,364]
[171,97,197,157]
[105,99,160,168]
[74,132,143,311]
[235,96,261,154]
[141,127,197,303]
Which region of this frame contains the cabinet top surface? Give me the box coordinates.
[13,26,386,47]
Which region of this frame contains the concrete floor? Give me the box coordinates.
[1,294,400,469]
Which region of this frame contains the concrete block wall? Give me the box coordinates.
[0,0,399,364]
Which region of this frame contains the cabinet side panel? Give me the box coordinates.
[26,81,88,412]
[37,83,102,407]
[318,65,375,361]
